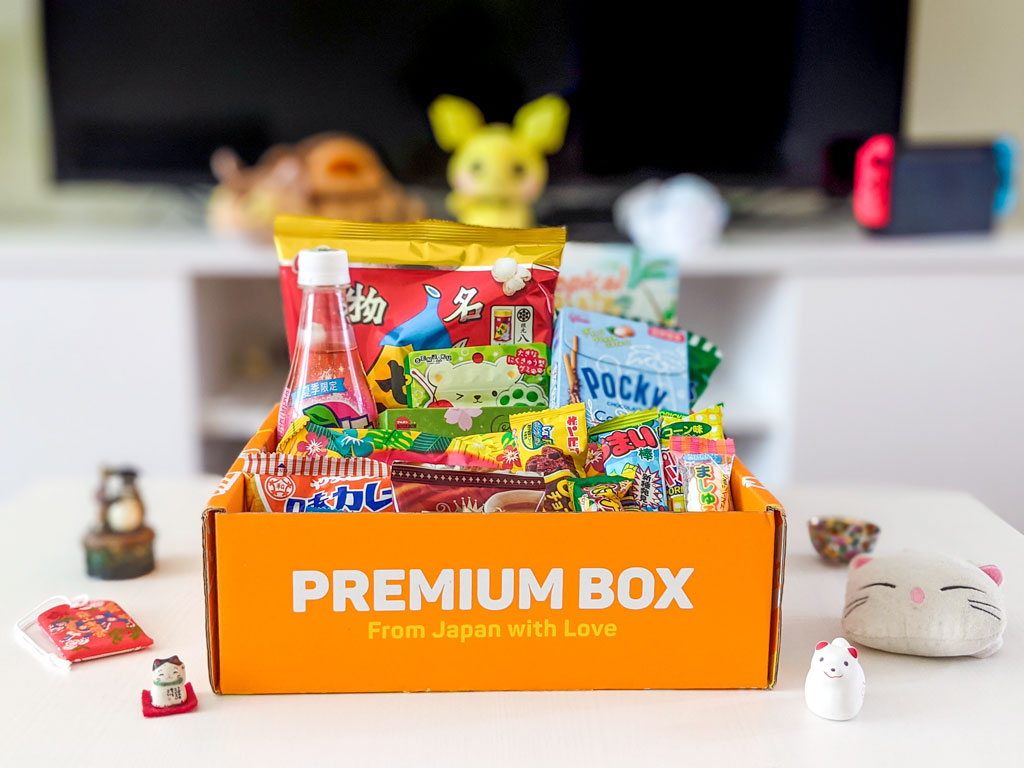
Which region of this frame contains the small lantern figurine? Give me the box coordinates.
[82,466,155,579]
[141,655,198,718]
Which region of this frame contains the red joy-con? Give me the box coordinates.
[853,134,895,229]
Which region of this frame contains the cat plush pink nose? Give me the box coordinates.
[910,587,926,604]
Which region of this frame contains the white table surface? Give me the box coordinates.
[2,477,1021,767]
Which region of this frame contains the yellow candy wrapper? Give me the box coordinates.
[509,403,588,476]
[277,416,521,470]
[659,404,725,444]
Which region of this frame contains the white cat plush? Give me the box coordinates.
[151,656,187,708]
[841,552,1005,658]
[804,637,866,721]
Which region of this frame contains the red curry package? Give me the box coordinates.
[274,217,564,411]
[241,452,393,512]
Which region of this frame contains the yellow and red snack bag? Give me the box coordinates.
[274,217,564,411]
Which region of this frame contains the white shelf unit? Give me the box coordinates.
[3,223,1024,529]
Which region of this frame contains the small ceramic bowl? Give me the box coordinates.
[808,516,880,564]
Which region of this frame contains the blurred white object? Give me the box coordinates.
[614,174,728,256]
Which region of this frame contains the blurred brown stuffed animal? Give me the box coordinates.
[208,133,426,240]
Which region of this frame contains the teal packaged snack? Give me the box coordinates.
[589,409,666,511]
[551,308,690,425]
[377,406,532,436]
[405,343,549,409]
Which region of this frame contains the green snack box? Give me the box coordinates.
[405,343,550,409]
[378,406,535,436]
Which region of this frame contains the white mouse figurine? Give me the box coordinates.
[804,637,866,720]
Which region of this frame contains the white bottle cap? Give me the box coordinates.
[297,247,351,287]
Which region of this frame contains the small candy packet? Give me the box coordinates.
[405,343,550,409]
[16,596,154,669]
[277,417,522,470]
[663,436,736,512]
[509,403,588,476]
[589,408,666,511]
[390,464,544,513]
[241,453,393,512]
[660,404,725,443]
[568,474,635,512]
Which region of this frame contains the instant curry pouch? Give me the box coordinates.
[240,453,393,513]
[277,416,521,471]
[274,217,564,412]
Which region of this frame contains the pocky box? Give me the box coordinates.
[275,217,564,412]
[550,308,690,425]
[405,343,549,409]
[378,405,532,436]
[589,409,666,511]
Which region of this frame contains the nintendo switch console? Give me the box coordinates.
[853,134,1017,235]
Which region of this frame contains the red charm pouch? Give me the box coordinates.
[33,598,153,663]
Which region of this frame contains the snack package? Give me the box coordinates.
[541,469,576,512]
[568,474,634,512]
[275,217,564,411]
[378,405,532,436]
[660,404,725,443]
[277,416,521,470]
[405,343,550,409]
[36,599,153,662]
[686,333,722,407]
[509,403,588,476]
[241,453,393,512]
[589,409,666,511]
[663,436,736,513]
[555,242,678,326]
[550,308,690,425]
[390,464,544,514]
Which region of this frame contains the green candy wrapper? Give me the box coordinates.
[405,343,550,409]
[686,332,722,408]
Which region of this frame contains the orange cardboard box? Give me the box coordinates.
[203,407,786,693]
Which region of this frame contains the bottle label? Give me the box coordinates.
[290,377,348,403]
[289,378,372,431]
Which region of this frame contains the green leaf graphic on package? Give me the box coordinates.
[405,343,550,409]
[303,403,342,429]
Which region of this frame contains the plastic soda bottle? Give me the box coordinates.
[276,247,377,440]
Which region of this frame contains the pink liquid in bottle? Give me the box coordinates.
[276,248,377,441]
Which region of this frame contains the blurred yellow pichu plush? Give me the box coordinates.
[428,94,569,228]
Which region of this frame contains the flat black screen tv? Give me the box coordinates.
[43,0,908,194]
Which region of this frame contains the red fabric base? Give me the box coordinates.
[141,683,198,718]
